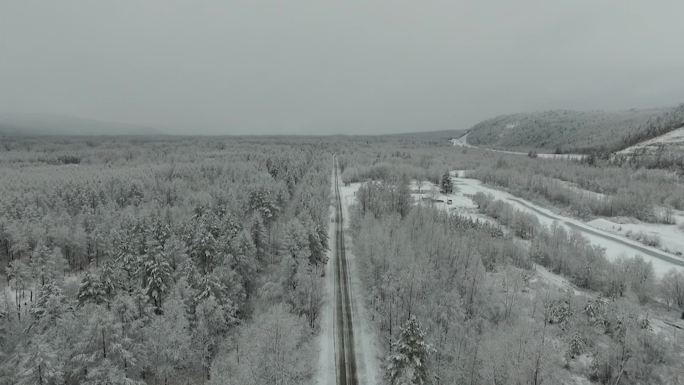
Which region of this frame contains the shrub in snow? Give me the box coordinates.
[567,332,587,359]
[544,298,573,328]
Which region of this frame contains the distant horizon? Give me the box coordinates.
[1,100,681,137]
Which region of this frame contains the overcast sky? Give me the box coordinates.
[1,1,684,135]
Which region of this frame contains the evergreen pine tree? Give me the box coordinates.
[188,221,221,274]
[70,305,144,385]
[143,240,173,312]
[30,281,67,331]
[250,213,268,264]
[397,175,412,218]
[440,172,453,194]
[30,244,52,287]
[386,315,433,385]
[99,260,119,305]
[78,272,105,306]
[17,336,63,385]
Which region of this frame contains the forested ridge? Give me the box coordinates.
[466,104,684,154]
[0,137,331,384]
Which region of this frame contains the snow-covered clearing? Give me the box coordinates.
[449,133,474,148]
[549,178,684,256]
[409,180,498,226]
[588,217,684,257]
[530,264,588,297]
[549,177,684,257]
[443,174,684,277]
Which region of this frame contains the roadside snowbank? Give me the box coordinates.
[315,171,337,385]
[339,182,381,385]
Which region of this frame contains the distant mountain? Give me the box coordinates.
[379,129,465,144]
[466,105,684,153]
[0,114,164,136]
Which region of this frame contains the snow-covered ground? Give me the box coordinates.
[1,285,15,311]
[552,175,684,257]
[1,273,81,319]
[439,173,684,277]
[532,262,684,342]
[587,217,684,257]
[449,133,475,148]
[617,126,684,155]
[531,264,588,297]
[551,178,684,256]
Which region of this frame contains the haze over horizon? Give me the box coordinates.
[2,1,684,135]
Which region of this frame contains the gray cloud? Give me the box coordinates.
[1,0,683,135]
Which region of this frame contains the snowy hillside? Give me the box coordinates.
[618,126,684,155]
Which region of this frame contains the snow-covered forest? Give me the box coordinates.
[336,138,684,385]
[1,135,683,385]
[0,137,331,384]
[351,199,683,384]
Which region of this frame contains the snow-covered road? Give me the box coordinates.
[317,158,380,385]
[451,133,586,160]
